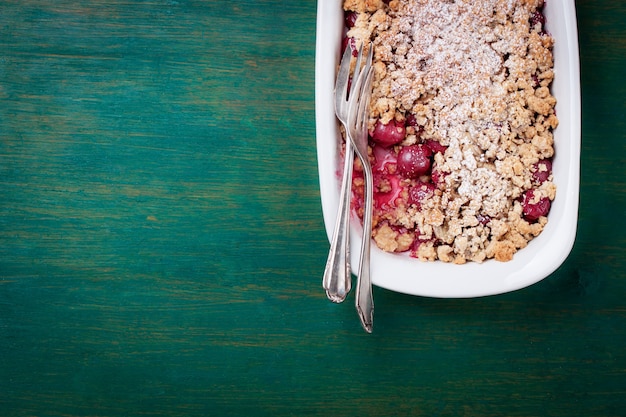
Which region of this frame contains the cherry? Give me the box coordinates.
[373,174,403,209]
[408,181,436,209]
[397,144,432,178]
[476,214,491,225]
[522,189,551,221]
[532,159,552,184]
[409,233,433,258]
[405,114,426,139]
[371,145,404,207]
[342,36,358,57]
[372,144,397,174]
[530,9,548,35]
[530,11,545,28]
[344,11,358,28]
[371,119,406,147]
[424,139,448,155]
[405,114,418,127]
[431,166,447,188]
[532,73,540,87]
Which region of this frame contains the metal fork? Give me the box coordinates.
[347,44,375,333]
[322,45,370,303]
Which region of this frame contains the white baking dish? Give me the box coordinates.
[315,0,580,297]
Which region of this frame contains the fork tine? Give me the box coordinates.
[335,46,353,113]
[349,45,372,98]
[352,44,363,96]
[365,43,373,78]
[347,60,371,139]
[357,69,374,133]
[358,45,373,102]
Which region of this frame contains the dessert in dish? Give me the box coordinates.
[341,0,558,263]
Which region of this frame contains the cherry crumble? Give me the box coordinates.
[341,0,558,263]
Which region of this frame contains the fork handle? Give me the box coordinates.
[355,161,374,332]
[322,140,354,303]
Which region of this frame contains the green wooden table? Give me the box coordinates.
[1,1,625,416]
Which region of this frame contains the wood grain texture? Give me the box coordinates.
[1,0,625,416]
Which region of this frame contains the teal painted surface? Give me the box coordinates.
[1,1,625,416]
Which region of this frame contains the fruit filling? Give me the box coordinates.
[340,0,558,263]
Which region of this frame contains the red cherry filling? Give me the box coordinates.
[342,36,358,57]
[344,11,358,28]
[522,189,551,221]
[529,3,548,35]
[476,213,491,226]
[532,73,540,87]
[409,232,434,257]
[371,119,406,147]
[373,174,403,209]
[424,139,448,155]
[408,181,436,210]
[532,159,553,184]
[397,144,432,178]
[405,113,418,127]
[530,10,546,31]
[431,166,447,189]
[372,144,397,174]
[371,145,403,209]
[530,11,545,27]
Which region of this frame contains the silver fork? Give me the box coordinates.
[322,45,369,303]
[347,44,375,333]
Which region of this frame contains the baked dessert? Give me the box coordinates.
[341,0,558,263]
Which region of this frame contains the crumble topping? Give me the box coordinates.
[342,0,558,263]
